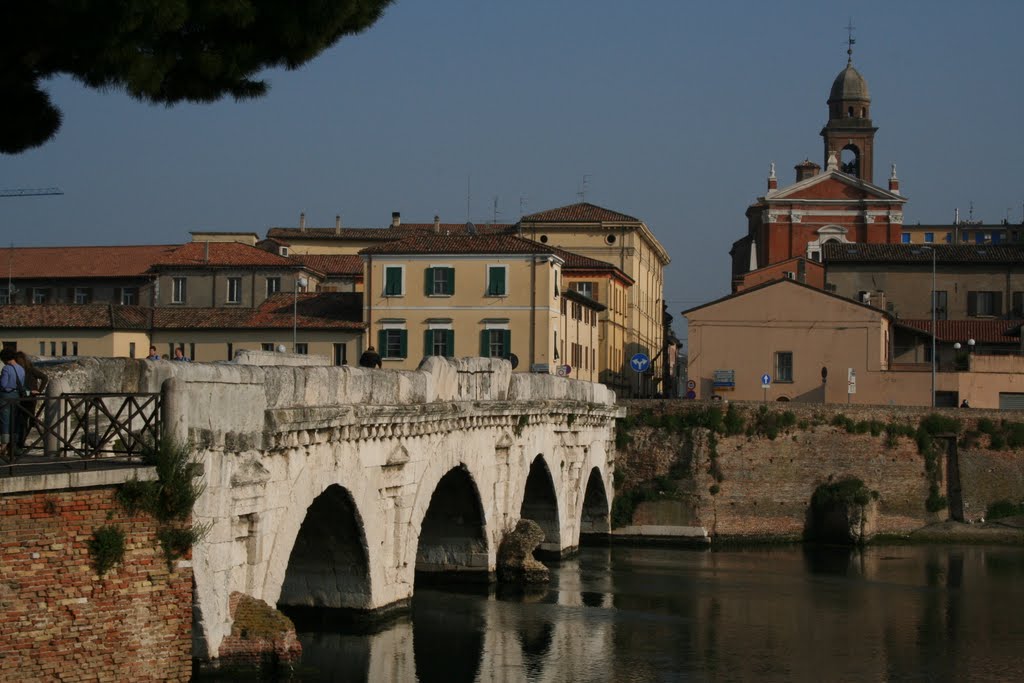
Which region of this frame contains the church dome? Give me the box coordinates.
[829,64,870,102]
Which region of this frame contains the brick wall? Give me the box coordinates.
[618,400,1024,539]
[0,478,192,682]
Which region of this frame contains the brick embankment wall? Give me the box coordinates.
[617,400,1024,540]
[0,481,192,682]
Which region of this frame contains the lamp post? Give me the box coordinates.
[293,276,308,352]
[919,246,937,407]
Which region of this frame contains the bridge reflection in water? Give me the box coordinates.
[290,544,1024,682]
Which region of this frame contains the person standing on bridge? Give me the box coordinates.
[0,348,27,456]
[359,345,382,368]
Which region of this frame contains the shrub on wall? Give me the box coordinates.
[89,525,126,575]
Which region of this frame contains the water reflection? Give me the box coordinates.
[291,545,1024,682]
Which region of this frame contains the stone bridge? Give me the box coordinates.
[55,354,621,662]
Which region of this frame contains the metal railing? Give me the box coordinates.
[1,392,161,475]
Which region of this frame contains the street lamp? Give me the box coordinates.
[918,246,937,407]
[293,276,308,352]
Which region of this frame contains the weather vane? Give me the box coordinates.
[845,18,856,64]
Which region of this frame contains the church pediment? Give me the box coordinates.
[767,170,904,203]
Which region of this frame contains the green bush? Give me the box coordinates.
[89,525,126,575]
[990,432,1007,450]
[723,403,745,435]
[811,477,873,512]
[925,483,948,513]
[977,417,997,435]
[986,499,1024,519]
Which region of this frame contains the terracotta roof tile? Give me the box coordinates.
[898,319,1024,343]
[359,233,555,256]
[267,223,513,242]
[2,245,179,279]
[152,242,299,269]
[153,293,364,330]
[521,202,639,223]
[823,243,1024,263]
[291,254,363,277]
[0,304,150,329]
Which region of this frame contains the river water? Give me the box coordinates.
[290,544,1024,682]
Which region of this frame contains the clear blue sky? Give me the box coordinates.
[3,1,1023,342]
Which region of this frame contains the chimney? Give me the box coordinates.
[767,162,778,192]
[888,164,900,195]
[299,212,306,231]
[204,241,209,263]
[795,159,821,182]
[433,215,441,234]
[335,215,342,235]
[391,211,401,228]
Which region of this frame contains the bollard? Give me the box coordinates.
[44,378,66,458]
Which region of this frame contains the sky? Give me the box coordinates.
[4,1,1024,345]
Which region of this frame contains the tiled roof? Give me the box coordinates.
[267,223,512,241]
[823,243,1024,263]
[2,245,179,279]
[359,233,556,256]
[153,293,364,330]
[521,202,639,223]
[292,254,364,277]
[897,319,1024,343]
[151,242,300,269]
[0,304,150,329]
[548,246,634,283]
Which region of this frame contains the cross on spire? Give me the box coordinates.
[845,18,856,64]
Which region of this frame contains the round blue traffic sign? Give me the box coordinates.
[761,373,771,386]
[630,353,651,373]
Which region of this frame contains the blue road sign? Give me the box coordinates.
[761,373,771,386]
[629,353,651,373]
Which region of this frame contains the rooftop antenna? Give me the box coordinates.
[845,18,856,64]
[492,195,501,224]
[519,194,528,218]
[969,200,975,222]
[576,174,591,202]
[0,187,63,198]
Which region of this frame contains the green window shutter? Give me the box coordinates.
[385,267,401,295]
[480,329,490,357]
[445,329,455,357]
[502,330,512,358]
[378,329,387,357]
[424,329,433,356]
[446,267,455,295]
[424,267,434,295]
[399,330,408,358]
[492,268,506,295]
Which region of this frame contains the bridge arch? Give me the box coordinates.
[277,483,373,610]
[412,464,490,583]
[520,454,563,555]
[579,466,611,537]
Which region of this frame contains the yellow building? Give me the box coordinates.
[0,304,151,359]
[519,203,671,396]
[360,233,604,377]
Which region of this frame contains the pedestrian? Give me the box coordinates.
[960,399,970,408]
[0,348,27,456]
[359,345,382,368]
[146,345,161,360]
[172,347,191,362]
[13,351,47,450]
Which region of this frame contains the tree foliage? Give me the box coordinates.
[1,0,394,153]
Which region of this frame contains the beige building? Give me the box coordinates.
[360,233,603,379]
[519,203,671,396]
[0,304,151,359]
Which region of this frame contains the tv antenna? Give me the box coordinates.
[576,174,592,202]
[0,187,63,198]
[519,194,528,218]
[492,196,501,224]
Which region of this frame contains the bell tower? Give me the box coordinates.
[820,26,877,183]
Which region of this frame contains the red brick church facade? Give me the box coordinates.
[730,57,907,292]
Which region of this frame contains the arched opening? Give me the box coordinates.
[415,466,489,583]
[776,396,791,402]
[580,467,610,543]
[840,144,861,177]
[520,455,562,557]
[278,484,371,613]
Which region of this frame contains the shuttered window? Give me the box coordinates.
[480,329,511,358]
[487,266,507,296]
[424,329,455,357]
[424,267,455,296]
[379,329,408,358]
[384,266,404,296]
[967,291,1001,317]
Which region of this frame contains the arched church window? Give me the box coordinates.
[847,106,854,117]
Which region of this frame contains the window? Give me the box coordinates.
[1013,292,1024,318]
[261,343,276,352]
[480,329,511,358]
[425,267,455,296]
[120,287,138,305]
[924,233,934,243]
[572,282,595,299]
[900,233,911,243]
[425,328,455,357]
[967,291,1001,317]
[129,342,136,359]
[379,329,408,358]
[266,277,281,296]
[39,342,45,355]
[935,291,948,321]
[775,351,793,383]
[227,277,242,304]
[172,277,187,304]
[50,342,56,356]
[33,288,49,304]
[227,343,233,360]
[74,287,91,304]
[333,343,348,366]
[992,232,1003,245]
[945,232,953,243]
[975,232,986,244]
[190,343,195,360]
[295,343,308,355]
[384,266,404,296]
[72,342,78,356]
[279,246,289,257]
[0,286,8,304]
[62,342,68,356]
[486,266,507,296]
